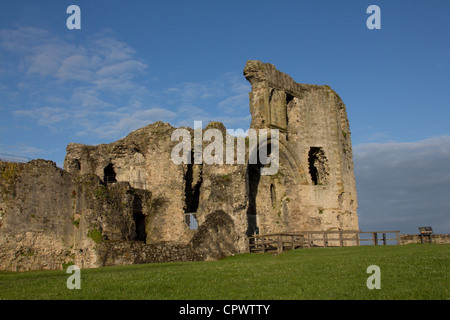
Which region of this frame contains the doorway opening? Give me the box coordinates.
[104,163,117,185]
[132,196,146,242]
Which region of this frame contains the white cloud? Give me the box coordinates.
[0,144,44,160]
[1,26,252,165]
[218,93,248,112]
[0,27,52,53]
[165,81,225,103]
[56,54,93,81]
[163,71,251,130]
[89,31,137,63]
[14,107,71,125]
[217,73,250,114]
[96,60,147,79]
[0,26,166,141]
[70,87,114,110]
[353,136,450,234]
[92,108,177,139]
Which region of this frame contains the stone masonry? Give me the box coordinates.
[0,60,359,271]
[243,60,359,236]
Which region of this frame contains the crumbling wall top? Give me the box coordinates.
[243,60,321,97]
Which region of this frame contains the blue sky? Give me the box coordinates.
[0,0,449,234]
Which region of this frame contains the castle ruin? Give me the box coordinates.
[0,61,358,271]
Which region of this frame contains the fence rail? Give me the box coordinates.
[248,230,400,254]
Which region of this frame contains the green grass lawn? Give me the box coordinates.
[0,244,448,300]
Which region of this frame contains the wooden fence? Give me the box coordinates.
[248,230,400,254]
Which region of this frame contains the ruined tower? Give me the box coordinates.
[243,60,358,235]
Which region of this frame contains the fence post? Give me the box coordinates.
[323,232,327,248]
[261,237,265,253]
[339,231,343,247]
[277,235,283,254]
[373,232,378,246]
[382,233,387,245]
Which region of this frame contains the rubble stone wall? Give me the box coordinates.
[400,234,450,245]
[1,60,360,271]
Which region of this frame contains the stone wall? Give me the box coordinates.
[96,209,238,267]
[64,121,191,244]
[0,60,360,271]
[400,234,450,245]
[0,159,239,271]
[64,121,250,253]
[0,159,154,271]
